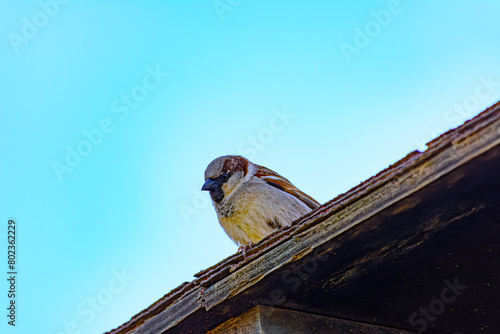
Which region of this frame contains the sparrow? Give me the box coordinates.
[202,155,320,246]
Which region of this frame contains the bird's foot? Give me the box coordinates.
[238,242,254,258]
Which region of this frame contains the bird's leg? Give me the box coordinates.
[238,242,254,258]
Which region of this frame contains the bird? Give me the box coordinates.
[201,155,320,247]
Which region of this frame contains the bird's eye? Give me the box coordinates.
[221,173,231,182]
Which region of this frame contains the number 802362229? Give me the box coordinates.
[7,219,17,327]
[8,220,16,271]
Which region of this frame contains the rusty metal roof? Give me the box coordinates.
[106,100,500,334]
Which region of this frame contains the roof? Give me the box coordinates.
[107,100,500,334]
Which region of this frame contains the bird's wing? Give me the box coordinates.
[254,165,321,210]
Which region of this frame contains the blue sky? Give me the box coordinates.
[1,1,499,333]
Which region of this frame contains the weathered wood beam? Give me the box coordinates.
[208,306,416,334]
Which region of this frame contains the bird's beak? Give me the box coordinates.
[202,179,219,192]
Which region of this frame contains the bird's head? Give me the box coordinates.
[202,155,254,203]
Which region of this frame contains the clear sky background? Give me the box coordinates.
[1,1,499,333]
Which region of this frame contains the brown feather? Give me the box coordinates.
[222,155,249,175]
[254,165,320,210]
